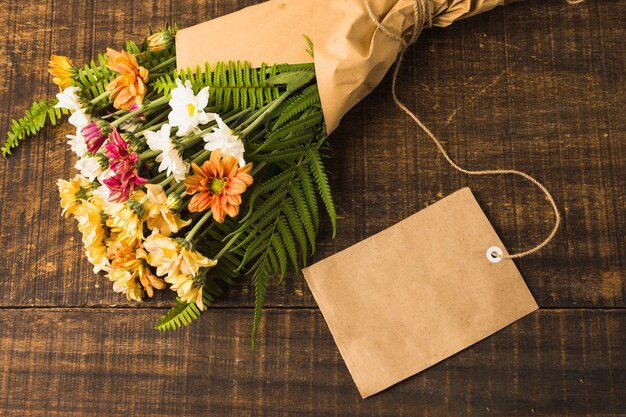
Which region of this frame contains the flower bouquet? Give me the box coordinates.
[2,0,509,341]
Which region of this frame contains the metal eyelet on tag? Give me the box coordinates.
[486,246,503,263]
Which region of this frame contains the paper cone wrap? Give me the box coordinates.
[176,0,510,133]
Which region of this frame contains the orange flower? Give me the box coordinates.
[184,150,253,223]
[48,55,74,91]
[105,48,149,110]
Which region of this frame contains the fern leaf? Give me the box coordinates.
[307,147,337,237]
[271,234,288,282]
[276,216,300,275]
[288,181,316,253]
[151,61,282,112]
[154,281,222,332]
[251,265,270,349]
[154,297,202,331]
[2,99,68,157]
[297,165,320,232]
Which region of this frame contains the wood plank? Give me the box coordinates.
[0,0,624,308]
[0,308,624,416]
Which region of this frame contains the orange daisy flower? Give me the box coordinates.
[184,150,253,223]
[105,48,149,111]
[48,55,74,91]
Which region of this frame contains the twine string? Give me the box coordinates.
[364,0,560,260]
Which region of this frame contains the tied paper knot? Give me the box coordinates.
[364,0,561,260]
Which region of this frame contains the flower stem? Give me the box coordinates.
[241,93,291,136]
[150,171,167,184]
[139,149,161,162]
[158,176,173,188]
[135,120,168,137]
[148,56,177,73]
[166,182,186,196]
[111,96,169,128]
[191,149,211,165]
[185,210,213,241]
[89,90,111,105]
[251,161,267,176]
[214,232,242,260]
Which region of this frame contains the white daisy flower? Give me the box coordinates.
[74,155,103,182]
[66,129,88,157]
[202,114,246,167]
[68,109,90,129]
[167,79,213,137]
[145,123,189,181]
[55,86,90,129]
[54,86,82,110]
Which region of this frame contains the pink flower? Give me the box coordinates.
[105,128,137,174]
[103,128,147,202]
[104,172,147,203]
[82,122,107,153]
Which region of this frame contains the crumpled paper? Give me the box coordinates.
[176,0,511,133]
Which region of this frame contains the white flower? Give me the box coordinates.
[93,183,111,203]
[202,114,246,166]
[55,86,90,129]
[68,109,90,129]
[75,155,103,182]
[167,79,213,137]
[145,124,189,181]
[66,130,88,157]
[54,86,82,110]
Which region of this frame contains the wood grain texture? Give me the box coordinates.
[0,0,623,309]
[0,308,624,417]
[0,1,624,414]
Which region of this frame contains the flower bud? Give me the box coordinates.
[147,31,174,52]
[166,194,182,210]
[48,55,74,91]
[82,122,108,153]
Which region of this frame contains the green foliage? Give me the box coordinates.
[134,44,177,72]
[72,52,115,108]
[155,278,223,331]
[1,99,68,157]
[157,62,335,342]
[151,61,285,112]
[209,70,335,343]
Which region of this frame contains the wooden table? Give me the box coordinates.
[1,0,624,415]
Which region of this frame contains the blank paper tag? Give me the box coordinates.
[302,187,538,398]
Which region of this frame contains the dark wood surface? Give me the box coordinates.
[0,0,624,415]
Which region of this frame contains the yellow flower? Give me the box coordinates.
[75,195,109,273]
[106,240,166,300]
[48,55,74,91]
[144,231,216,278]
[107,267,144,302]
[143,232,216,310]
[104,193,144,246]
[85,242,109,274]
[143,232,180,277]
[165,274,206,310]
[143,184,190,236]
[57,175,91,218]
[76,195,106,247]
[179,246,217,276]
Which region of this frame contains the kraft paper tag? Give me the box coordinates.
[302,187,538,398]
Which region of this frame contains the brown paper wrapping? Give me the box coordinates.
[176,0,510,133]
